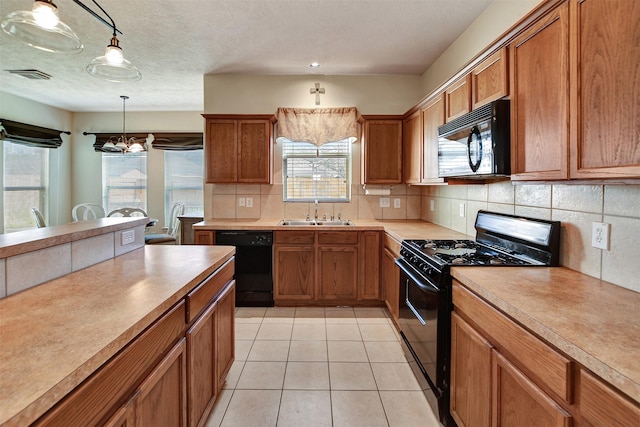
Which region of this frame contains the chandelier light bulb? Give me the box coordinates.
[32,1,59,29]
[105,44,124,64]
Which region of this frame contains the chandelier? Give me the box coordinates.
[101,96,151,153]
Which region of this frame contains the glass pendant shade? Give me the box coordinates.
[1,1,83,53]
[86,35,141,82]
[102,137,119,151]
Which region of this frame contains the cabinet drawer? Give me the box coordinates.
[275,230,315,244]
[452,281,573,403]
[579,369,640,427]
[36,301,186,426]
[186,258,234,323]
[318,231,358,245]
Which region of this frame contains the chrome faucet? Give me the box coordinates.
[314,199,319,221]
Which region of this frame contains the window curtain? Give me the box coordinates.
[88,132,203,152]
[0,119,69,149]
[275,107,358,146]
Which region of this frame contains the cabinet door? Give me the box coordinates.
[274,245,315,300]
[382,247,399,322]
[194,231,214,245]
[238,120,272,183]
[471,47,508,110]
[362,119,403,184]
[579,369,640,427]
[492,350,571,427]
[205,120,237,183]
[104,398,136,427]
[216,281,235,389]
[136,339,187,427]
[403,110,423,184]
[421,94,445,183]
[570,0,640,178]
[445,74,472,122]
[450,312,493,427]
[510,3,570,180]
[186,303,217,427]
[317,246,358,300]
[358,231,380,300]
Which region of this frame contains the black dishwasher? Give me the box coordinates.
[215,230,274,307]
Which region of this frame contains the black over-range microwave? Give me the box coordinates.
[437,99,510,178]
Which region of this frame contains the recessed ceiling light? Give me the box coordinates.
[309,62,320,68]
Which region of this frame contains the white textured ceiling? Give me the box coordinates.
[0,0,493,112]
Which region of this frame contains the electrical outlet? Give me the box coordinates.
[246,197,253,208]
[238,197,245,207]
[394,198,401,209]
[459,202,466,218]
[592,222,610,250]
[430,199,435,211]
[121,229,135,246]
[380,197,390,208]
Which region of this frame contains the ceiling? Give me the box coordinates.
[0,0,493,113]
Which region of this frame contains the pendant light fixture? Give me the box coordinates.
[85,0,141,82]
[112,95,149,153]
[0,0,83,53]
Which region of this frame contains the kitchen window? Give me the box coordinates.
[2,142,48,232]
[102,152,147,214]
[164,150,203,219]
[282,138,351,202]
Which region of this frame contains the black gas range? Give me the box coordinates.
[396,210,560,426]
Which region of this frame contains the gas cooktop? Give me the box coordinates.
[403,239,537,266]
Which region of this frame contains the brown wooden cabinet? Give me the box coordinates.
[203,115,273,184]
[444,75,472,122]
[450,312,492,427]
[471,47,509,110]
[381,233,401,326]
[274,230,380,305]
[421,94,446,184]
[360,116,403,184]
[215,281,235,388]
[510,2,570,181]
[402,110,422,184]
[570,0,640,178]
[194,230,214,245]
[578,368,640,427]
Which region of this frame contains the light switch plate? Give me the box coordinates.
[380,197,390,208]
[430,199,435,211]
[394,198,401,209]
[238,197,245,207]
[246,197,253,208]
[591,222,610,250]
[459,202,466,218]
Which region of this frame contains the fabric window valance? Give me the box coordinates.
[0,119,69,149]
[275,107,358,146]
[88,132,203,152]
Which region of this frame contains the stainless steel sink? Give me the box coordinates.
[278,219,354,226]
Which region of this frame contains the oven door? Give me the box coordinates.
[396,258,451,424]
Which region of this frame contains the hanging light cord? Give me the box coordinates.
[121,95,128,140]
[70,0,122,36]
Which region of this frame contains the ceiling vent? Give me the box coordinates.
[6,69,52,80]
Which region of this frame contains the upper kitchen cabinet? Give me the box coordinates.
[421,93,446,184]
[360,116,403,184]
[403,110,423,184]
[570,0,640,179]
[203,115,274,184]
[510,2,570,181]
[445,47,508,123]
[444,75,472,123]
[471,47,509,110]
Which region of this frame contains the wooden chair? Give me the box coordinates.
[107,207,148,218]
[72,203,106,221]
[31,208,46,228]
[145,203,185,245]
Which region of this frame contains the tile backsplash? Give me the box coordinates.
[208,180,639,293]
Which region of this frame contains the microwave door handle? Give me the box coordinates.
[467,125,483,172]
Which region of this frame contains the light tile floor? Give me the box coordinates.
[205,306,442,427]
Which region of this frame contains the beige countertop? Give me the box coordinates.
[452,266,640,403]
[192,218,469,241]
[0,244,235,427]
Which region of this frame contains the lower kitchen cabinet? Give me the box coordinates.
[579,368,640,427]
[194,230,214,245]
[187,303,217,427]
[215,281,235,388]
[382,233,401,325]
[274,230,380,305]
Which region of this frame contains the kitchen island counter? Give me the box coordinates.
[0,244,235,427]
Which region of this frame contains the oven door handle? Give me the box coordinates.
[395,258,442,294]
